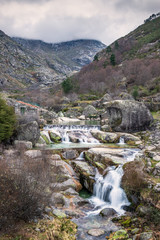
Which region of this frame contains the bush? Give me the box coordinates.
[0,97,16,143]
[62,77,73,94]
[0,154,50,230]
[110,54,116,66]
[132,86,139,99]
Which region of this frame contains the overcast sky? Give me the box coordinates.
[0,0,159,45]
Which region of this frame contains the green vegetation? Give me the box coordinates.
[115,40,119,49]
[93,54,99,61]
[132,86,139,100]
[0,96,16,143]
[106,46,112,53]
[62,77,73,94]
[110,53,116,66]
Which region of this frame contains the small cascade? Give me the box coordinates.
[89,149,139,215]
[62,131,70,143]
[43,125,100,144]
[118,136,125,145]
[76,151,84,160]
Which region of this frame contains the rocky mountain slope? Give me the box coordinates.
[0,30,105,91]
[70,15,160,100]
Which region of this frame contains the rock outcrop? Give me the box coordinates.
[16,121,40,145]
[103,100,153,132]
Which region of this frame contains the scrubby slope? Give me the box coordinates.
[71,15,160,99]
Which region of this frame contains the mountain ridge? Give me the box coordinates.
[0,31,105,91]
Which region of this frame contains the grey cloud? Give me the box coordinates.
[0,0,159,45]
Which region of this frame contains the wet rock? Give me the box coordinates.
[87,228,105,237]
[103,100,153,132]
[49,130,61,143]
[71,160,95,192]
[40,131,51,144]
[14,140,32,150]
[86,147,130,166]
[91,130,118,143]
[118,133,141,143]
[38,136,47,144]
[111,229,129,239]
[100,208,117,217]
[16,121,40,145]
[62,149,79,159]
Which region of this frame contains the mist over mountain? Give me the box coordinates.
[0,30,105,91]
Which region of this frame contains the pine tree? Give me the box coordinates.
[110,54,116,66]
[0,96,16,142]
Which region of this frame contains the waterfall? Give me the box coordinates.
[62,131,70,143]
[118,136,125,145]
[88,149,139,215]
[43,125,100,144]
[76,151,84,160]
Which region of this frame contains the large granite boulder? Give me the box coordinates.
[103,100,153,132]
[16,121,40,145]
[83,105,97,117]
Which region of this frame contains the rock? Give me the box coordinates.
[119,92,134,100]
[14,140,32,150]
[78,115,86,120]
[145,145,156,151]
[38,136,47,144]
[118,133,141,143]
[71,160,95,192]
[49,130,61,143]
[101,124,112,132]
[103,100,153,132]
[133,232,153,240]
[131,228,139,234]
[83,105,97,117]
[40,131,51,144]
[51,192,64,206]
[24,150,42,158]
[62,150,79,159]
[86,148,130,166]
[100,208,117,217]
[154,183,160,192]
[16,121,40,145]
[40,109,57,123]
[91,130,118,143]
[88,228,105,237]
[58,111,64,117]
[153,155,160,161]
[111,229,129,240]
[52,209,66,218]
[137,205,151,217]
[100,93,112,106]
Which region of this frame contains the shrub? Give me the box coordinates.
[0,154,50,230]
[132,86,139,99]
[62,77,73,94]
[0,96,16,143]
[110,54,116,66]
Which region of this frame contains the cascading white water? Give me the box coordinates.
[44,125,100,144]
[118,136,125,145]
[88,149,139,215]
[76,151,84,160]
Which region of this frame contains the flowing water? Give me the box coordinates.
[88,149,139,216]
[43,125,101,148]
